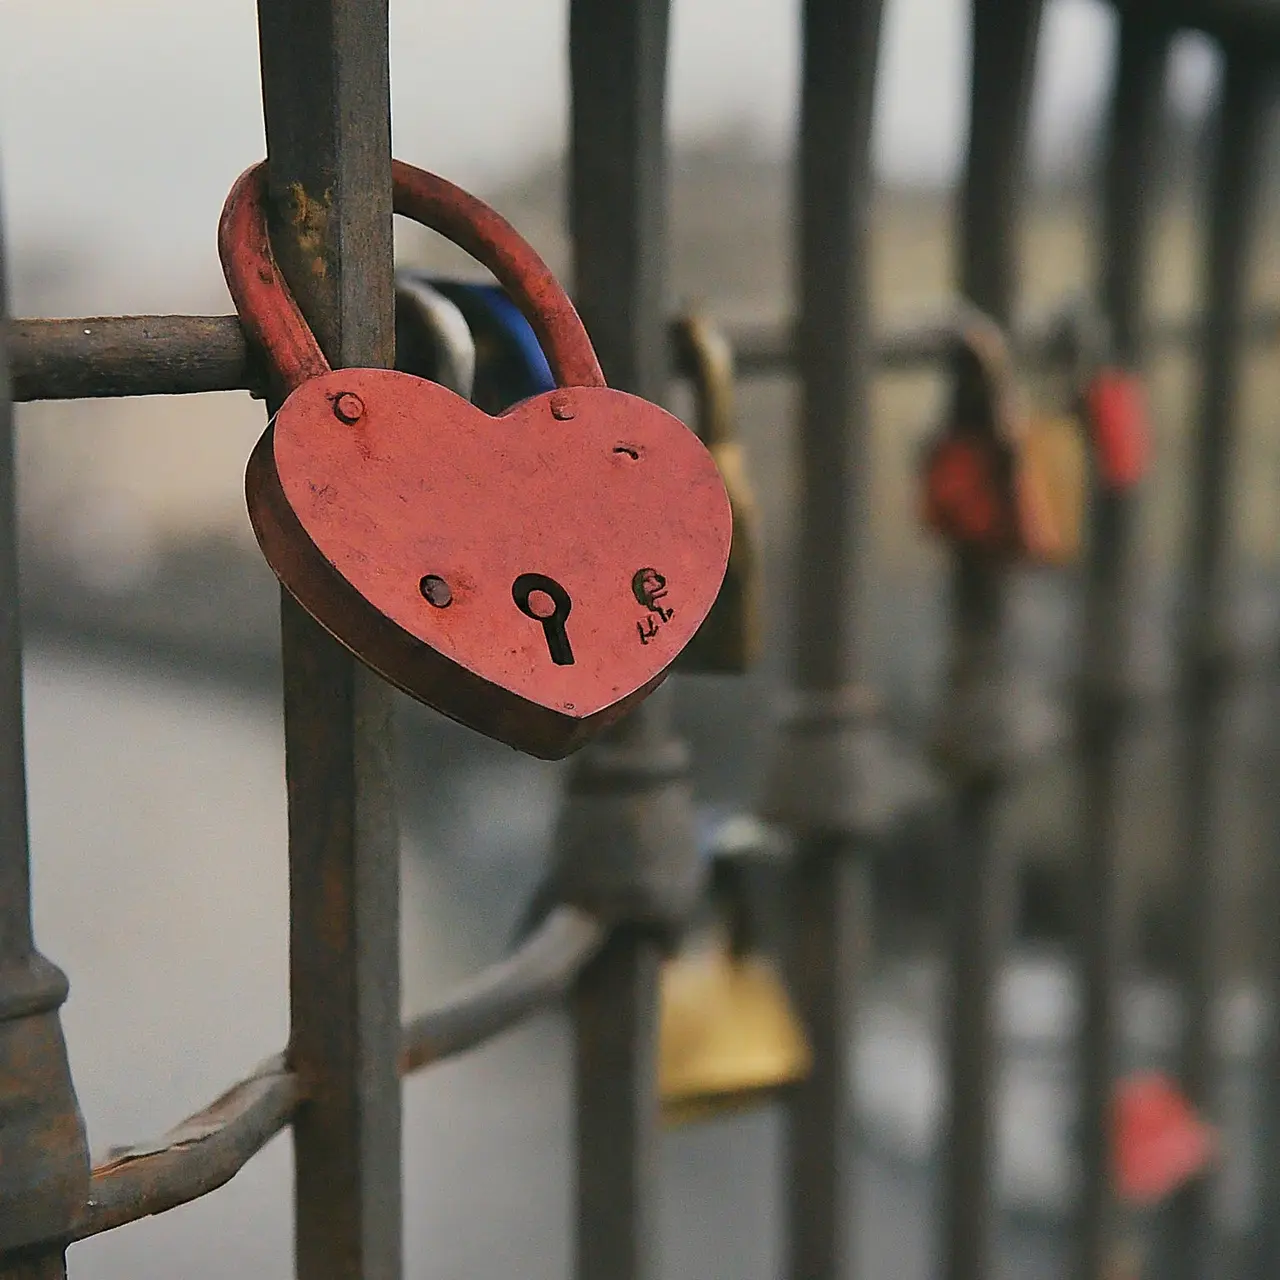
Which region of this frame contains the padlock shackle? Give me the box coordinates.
[672,314,735,450]
[390,161,604,390]
[219,160,606,395]
[946,305,1020,444]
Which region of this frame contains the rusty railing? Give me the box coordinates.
[2,2,1280,1280]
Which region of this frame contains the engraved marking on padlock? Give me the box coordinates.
[632,567,674,646]
[512,573,575,665]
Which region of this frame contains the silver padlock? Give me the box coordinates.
[393,270,477,399]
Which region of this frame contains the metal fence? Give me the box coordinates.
[1,1,1278,1279]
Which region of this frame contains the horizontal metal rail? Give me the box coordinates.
[728,303,1280,375]
[399,905,605,1073]
[8,317,265,401]
[10,302,1280,402]
[70,904,604,1241]
[75,1053,300,1240]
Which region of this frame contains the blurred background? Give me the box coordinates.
[3,1,1278,1276]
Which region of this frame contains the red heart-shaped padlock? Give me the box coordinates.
[220,162,731,759]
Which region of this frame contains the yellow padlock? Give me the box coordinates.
[1018,411,1087,566]
[1019,303,1104,568]
[671,314,762,673]
[658,855,811,1126]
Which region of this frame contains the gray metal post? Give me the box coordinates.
[255,4,402,1279]
[763,1,885,1278]
[1165,42,1276,1280]
[560,4,696,1280]
[1072,15,1170,1280]
[0,178,91,1280]
[940,5,1044,1280]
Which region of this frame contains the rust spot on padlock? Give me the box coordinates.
[221,160,732,759]
[550,390,575,420]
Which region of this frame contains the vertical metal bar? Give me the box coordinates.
[785,835,870,1280]
[565,5,678,1280]
[941,5,1044,1280]
[569,0,669,400]
[793,0,884,693]
[1099,15,1171,371]
[0,177,90,1280]
[254,6,402,1280]
[1164,44,1275,1280]
[1256,595,1280,1274]
[956,0,1044,324]
[1072,17,1170,1280]
[783,2,884,1278]
[574,925,662,1280]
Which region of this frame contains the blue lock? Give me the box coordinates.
[428,279,556,413]
[396,270,555,415]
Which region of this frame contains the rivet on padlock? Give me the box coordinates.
[671,314,762,674]
[219,160,733,760]
[920,308,1074,566]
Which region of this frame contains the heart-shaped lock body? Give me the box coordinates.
[221,162,732,759]
[398,293,760,674]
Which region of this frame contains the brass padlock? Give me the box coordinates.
[1018,411,1087,563]
[921,308,1080,566]
[1015,304,1109,565]
[672,314,762,673]
[659,853,810,1126]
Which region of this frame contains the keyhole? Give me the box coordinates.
[512,573,575,665]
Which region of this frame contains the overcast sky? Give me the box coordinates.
[0,0,1221,312]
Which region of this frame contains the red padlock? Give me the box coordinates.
[1112,1071,1215,1206]
[920,312,1069,564]
[1084,367,1150,491]
[219,161,732,760]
